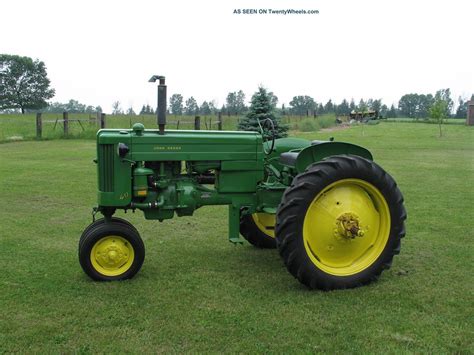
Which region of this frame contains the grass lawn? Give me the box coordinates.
[0,122,472,352]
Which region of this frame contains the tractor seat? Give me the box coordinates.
[279,152,299,167]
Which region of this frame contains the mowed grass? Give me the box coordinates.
[0,122,473,352]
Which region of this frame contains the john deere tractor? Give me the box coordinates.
[79,76,406,290]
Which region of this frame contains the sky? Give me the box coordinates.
[1,0,473,112]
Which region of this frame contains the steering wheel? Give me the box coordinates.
[257,118,276,155]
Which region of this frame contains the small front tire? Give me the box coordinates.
[79,221,145,281]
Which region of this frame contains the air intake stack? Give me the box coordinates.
[148,75,166,134]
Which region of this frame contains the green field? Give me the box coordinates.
[0,122,473,352]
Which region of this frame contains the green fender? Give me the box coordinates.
[294,142,373,173]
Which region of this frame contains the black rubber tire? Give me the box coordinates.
[240,214,277,249]
[79,217,138,251]
[275,155,406,290]
[79,221,145,281]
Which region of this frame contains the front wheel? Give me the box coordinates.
[275,155,406,290]
[79,220,145,281]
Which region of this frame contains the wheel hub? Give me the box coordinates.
[302,179,391,276]
[336,213,365,239]
[91,236,133,274]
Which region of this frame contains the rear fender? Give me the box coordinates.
[294,142,373,173]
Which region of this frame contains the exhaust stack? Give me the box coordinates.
[148,75,166,135]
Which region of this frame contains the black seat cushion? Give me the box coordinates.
[280,152,299,167]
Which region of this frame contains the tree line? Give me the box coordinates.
[1,54,471,118]
[105,89,471,119]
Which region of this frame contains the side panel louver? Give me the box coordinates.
[99,144,114,192]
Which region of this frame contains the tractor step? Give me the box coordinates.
[229,237,244,245]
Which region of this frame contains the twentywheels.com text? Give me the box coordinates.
[233,9,319,15]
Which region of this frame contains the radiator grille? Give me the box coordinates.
[99,144,114,192]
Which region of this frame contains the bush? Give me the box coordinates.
[298,118,320,132]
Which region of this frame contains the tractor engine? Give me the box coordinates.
[96,123,265,223]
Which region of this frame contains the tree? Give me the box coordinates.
[0,54,55,113]
[226,90,246,115]
[184,97,199,115]
[289,95,316,116]
[369,99,382,113]
[398,94,418,118]
[112,101,122,115]
[200,101,211,115]
[434,88,453,117]
[358,99,368,112]
[208,101,217,114]
[317,103,324,115]
[169,94,183,115]
[349,99,356,112]
[324,99,334,113]
[237,86,288,139]
[139,104,154,115]
[430,95,448,137]
[126,106,136,115]
[455,96,468,118]
[268,91,278,108]
[399,93,436,119]
[387,104,398,118]
[336,99,350,116]
[41,100,101,113]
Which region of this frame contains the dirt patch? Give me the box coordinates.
[320,124,351,132]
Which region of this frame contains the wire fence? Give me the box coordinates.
[0,113,333,142]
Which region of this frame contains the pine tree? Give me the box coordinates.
[237,86,288,139]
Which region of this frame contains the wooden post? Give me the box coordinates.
[194,116,200,130]
[100,113,106,128]
[467,101,474,126]
[218,112,222,130]
[36,113,42,139]
[63,112,69,136]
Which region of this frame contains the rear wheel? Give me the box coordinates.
[79,221,145,281]
[276,155,406,290]
[240,213,276,248]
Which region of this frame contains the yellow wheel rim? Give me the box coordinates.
[252,213,276,238]
[303,179,391,276]
[90,236,135,277]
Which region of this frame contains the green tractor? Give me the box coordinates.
[79,76,406,290]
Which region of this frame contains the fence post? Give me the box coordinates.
[63,111,69,136]
[467,101,474,126]
[218,112,222,130]
[36,113,42,139]
[194,116,201,130]
[100,113,106,128]
[96,112,101,126]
